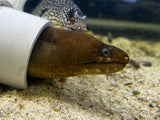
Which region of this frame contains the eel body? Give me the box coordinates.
[28,27,129,79]
[25,0,86,31]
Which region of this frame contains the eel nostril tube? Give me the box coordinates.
[0,6,53,88]
[124,55,130,64]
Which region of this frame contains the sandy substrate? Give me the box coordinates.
[0,33,160,120]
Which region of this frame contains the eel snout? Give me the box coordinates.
[28,27,129,79]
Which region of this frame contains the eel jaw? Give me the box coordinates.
[74,52,130,75]
[74,61,128,75]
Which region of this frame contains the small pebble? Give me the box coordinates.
[148,103,154,108]
[137,80,144,83]
[130,59,140,69]
[124,82,133,86]
[134,118,138,120]
[111,80,118,87]
[132,90,140,95]
[107,88,113,91]
[141,61,152,67]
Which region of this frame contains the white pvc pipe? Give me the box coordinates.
[0,6,54,88]
[0,0,13,7]
[8,0,27,10]
[0,0,27,10]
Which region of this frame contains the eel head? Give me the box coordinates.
[28,27,129,78]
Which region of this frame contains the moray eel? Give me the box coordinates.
[28,27,129,79]
[27,0,86,31]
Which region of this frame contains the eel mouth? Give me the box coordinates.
[78,61,126,65]
[76,61,127,74]
[76,54,130,66]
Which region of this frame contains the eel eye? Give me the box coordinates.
[101,48,111,57]
[70,17,75,24]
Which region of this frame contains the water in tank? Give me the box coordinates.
[23,0,160,119]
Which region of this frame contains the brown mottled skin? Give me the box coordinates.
[28,27,129,79]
